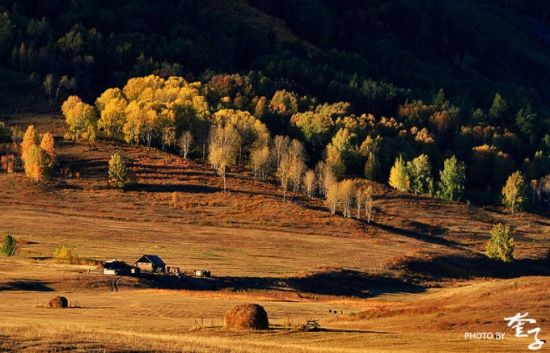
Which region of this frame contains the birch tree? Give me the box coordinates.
[208,125,239,192]
[365,185,374,223]
[250,145,271,180]
[288,140,306,192]
[178,131,193,160]
[355,186,367,219]
[326,181,339,215]
[339,179,355,218]
[303,169,316,198]
[272,135,289,168]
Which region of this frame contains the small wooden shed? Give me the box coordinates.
[135,255,166,274]
[103,260,139,276]
[194,269,211,277]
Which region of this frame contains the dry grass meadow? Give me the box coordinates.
[0,114,549,352]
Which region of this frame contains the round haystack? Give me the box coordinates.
[48,296,69,309]
[223,303,269,330]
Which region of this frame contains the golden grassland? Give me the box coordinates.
[1,270,548,352]
[0,114,549,352]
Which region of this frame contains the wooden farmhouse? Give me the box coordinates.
[135,255,166,274]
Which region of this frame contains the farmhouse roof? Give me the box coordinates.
[136,254,166,266]
[104,260,129,270]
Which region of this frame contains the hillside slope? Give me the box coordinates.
[1,114,548,281]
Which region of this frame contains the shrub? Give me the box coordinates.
[1,235,17,256]
[53,245,79,263]
[108,153,128,188]
[485,223,514,263]
[1,154,17,173]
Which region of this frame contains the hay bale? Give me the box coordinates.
[224,303,269,330]
[48,296,69,309]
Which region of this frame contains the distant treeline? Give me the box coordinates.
[1,0,550,203]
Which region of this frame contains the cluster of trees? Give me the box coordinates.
[0,121,60,182]
[61,74,550,212]
[20,125,56,182]
[324,179,375,221]
[62,75,211,149]
[388,154,465,201]
[387,150,547,214]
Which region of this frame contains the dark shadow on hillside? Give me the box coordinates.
[370,221,464,249]
[0,280,53,291]
[377,193,432,202]
[400,254,550,280]
[58,158,107,176]
[126,183,220,193]
[134,170,209,179]
[294,199,328,212]
[138,269,425,299]
[130,163,202,171]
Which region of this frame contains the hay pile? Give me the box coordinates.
[223,303,269,330]
[48,296,69,308]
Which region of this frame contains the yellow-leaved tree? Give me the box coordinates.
[61,95,98,142]
[39,132,56,168]
[389,156,410,192]
[24,144,47,182]
[208,124,239,192]
[21,125,39,161]
[96,88,127,139]
[21,126,54,182]
[339,179,356,218]
[303,169,316,198]
[213,109,269,166]
[502,171,526,214]
[250,145,271,181]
